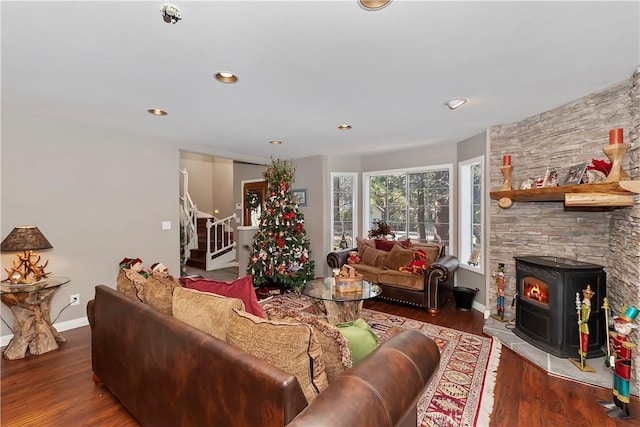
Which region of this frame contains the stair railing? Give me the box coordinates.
[179,169,198,251]
[205,214,237,257]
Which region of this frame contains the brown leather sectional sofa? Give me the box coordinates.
[87,285,441,427]
[327,244,459,315]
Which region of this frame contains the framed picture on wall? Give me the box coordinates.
[292,189,307,206]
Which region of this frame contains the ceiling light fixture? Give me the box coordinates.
[359,0,392,11]
[269,140,282,145]
[147,108,168,116]
[215,71,238,84]
[338,124,352,130]
[445,98,468,110]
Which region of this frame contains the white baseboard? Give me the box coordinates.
[1,316,89,347]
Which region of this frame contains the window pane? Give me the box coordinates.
[331,174,356,250]
[368,168,450,250]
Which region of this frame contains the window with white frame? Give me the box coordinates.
[364,166,452,252]
[459,156,483,272]
[331,173,357,250]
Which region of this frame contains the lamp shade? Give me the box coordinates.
[1,226,53,252]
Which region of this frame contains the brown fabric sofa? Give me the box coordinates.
[87,285,441,427]
[327,240,459,315]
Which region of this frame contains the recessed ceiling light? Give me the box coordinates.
[338,124,352,130]
[215,71,238,84]
[147,108,168,116]
[359,0,392,11]
[269,140,282,145]
[444,98,468,110]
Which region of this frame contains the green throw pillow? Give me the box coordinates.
[336,318,379,364]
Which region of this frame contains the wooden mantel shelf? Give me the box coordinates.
[490,180,640,209]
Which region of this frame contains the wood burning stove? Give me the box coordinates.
[514,256,606,358]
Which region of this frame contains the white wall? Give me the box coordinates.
[1,108,180,336]
[180,152,215,214]
[180,153,234,219]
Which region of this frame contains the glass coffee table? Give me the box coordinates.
[301,277,381,324]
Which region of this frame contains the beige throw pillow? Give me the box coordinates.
[172,287,244,341]
[227,309,329,403]
[356,237,375,257]
[360,246,389,268]
[383,244,416,271]
[410,243,442,267]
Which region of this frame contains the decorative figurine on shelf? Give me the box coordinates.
[569,285,596,372]
[598,305,639,420]
[491,263,507,321]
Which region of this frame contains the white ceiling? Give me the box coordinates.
[2,1,639,163]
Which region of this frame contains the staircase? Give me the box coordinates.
[180,168,237,272]
[186,215,238,271]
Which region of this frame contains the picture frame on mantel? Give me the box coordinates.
[542,168,560,187]
[560,162,587,186]
[292,188,307,206]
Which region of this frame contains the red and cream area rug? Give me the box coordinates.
[261,294,501,427]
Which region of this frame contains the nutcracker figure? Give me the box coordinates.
[493,263,507,321]
[598,305,639,419]
[569,285,595,372]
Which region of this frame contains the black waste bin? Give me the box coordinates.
[453,287,479,311]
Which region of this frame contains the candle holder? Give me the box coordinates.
[501,165,513,191]
[603,143,630,183]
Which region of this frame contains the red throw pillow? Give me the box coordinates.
[374,238,410,252]
[181,276,264,318]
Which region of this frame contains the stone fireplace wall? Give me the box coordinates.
[489,68,640,391]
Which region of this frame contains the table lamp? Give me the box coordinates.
[1,226,53,284]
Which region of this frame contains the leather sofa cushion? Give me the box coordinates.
[181,276,264,318]
[227,309,329,403]
[360,246,388,268]
[263,306,353,383]
[378,269,424,291]
[383,244,416,271]
[172,286,244,341]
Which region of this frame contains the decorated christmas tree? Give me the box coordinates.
[248,158,315,290]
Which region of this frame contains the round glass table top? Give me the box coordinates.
[301,277,381,302]
[0,276,70,294]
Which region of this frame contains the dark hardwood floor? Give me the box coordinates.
[2,296,638,426]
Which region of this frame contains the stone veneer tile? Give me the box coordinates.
[489,69,640,393]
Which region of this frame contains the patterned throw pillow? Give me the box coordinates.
[263,305,352,383]
[227,309,329,403]
[131,272,179,315]
[383,244,416,271]
[360,246,389,268]
[116,269,143,301]
[172,286,244,341]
